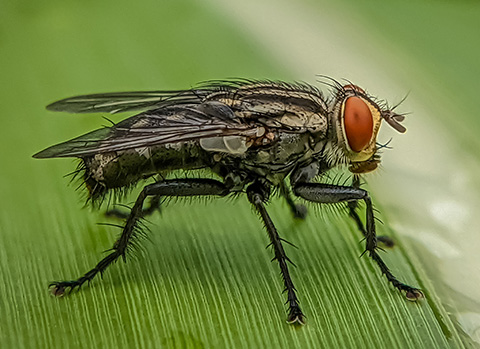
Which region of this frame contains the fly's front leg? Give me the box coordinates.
[293,183,423,301]
[247,182,305,325]
[50,179,229,296]
[348,176,394,247]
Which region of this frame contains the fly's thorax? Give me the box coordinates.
[196,82,331,175]
[200,131,314,186]
[251,132,311,164]
[229,98,328,136]
[210,84,329,136]
[241,132,314,184]
[329,85,383,173]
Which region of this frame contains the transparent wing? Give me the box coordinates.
[34,103,257,158]
[46,90,210,114]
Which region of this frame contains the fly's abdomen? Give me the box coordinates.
[83,142,208,195]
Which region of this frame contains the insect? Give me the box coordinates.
[34,78,423,325]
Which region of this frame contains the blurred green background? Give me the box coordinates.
[1,0,479,348]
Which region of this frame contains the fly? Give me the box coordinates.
[33,78,423,325]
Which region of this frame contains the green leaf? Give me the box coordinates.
[1,0,478,348]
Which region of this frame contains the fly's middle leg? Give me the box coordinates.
[279,180,307,219]
[247,182,305,325]
[293,182,424,301]
[106,194,162,219]
[50,179,229,296]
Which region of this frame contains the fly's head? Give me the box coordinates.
[330,84,407,174]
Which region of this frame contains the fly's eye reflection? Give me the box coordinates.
[344,96,373,152]
[33,78,421,325]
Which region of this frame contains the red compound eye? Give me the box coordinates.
[344,96,373,152]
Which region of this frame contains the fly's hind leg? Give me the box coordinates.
[50,179,229,296]
[106,194,162,219]
[348,176,394,247]
[293,182,423,301]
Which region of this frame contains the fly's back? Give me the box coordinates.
[206,81,329,135]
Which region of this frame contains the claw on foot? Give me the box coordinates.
[287,308,306,325]
[49,281,79,297]
[405,288,424,301]
[49,283,67,297]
